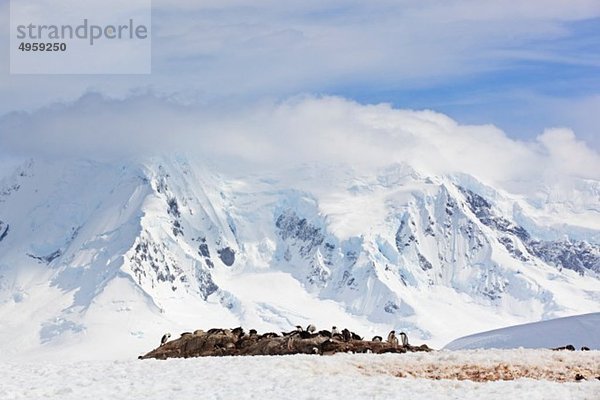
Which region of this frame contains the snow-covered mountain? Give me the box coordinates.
[0,157,598,360]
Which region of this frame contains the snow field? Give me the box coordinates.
[2,350,599,400]
[445,313,600,351]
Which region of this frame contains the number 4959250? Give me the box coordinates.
[18,42,67,52]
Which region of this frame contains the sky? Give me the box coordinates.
[0,0,599,154]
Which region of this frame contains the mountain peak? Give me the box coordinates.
[0,156,598,359]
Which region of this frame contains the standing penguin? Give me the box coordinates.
[342,328,352,342]
[332,326,340,335]
[160,333,171,346]
[399,332,409,347]
[387,330,398,347]
[231,327,245,339]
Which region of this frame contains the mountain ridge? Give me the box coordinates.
[0,156,598,360]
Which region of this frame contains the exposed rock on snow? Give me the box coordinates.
[461,187,600,274]
[217,247,235,266]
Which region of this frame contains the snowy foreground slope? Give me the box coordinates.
[445,313,600,350]
[0,155,599,360]
[2,351,599,400]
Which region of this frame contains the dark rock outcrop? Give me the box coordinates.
[460,187,600,275]
[276,211,324,257]
[218,247,235,266]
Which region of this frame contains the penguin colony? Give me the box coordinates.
[142,325,428,360]
[144,325,594,361]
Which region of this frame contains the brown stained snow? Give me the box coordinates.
[391,362,598,382]
[350,349,600,382]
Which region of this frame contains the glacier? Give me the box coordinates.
[0,156,598,361]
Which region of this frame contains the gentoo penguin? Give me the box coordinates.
[283,326,303,337]
[551,344,575,351]
[342,328,351,342]
[350,331,362,341]
[160,333,171,346]
[387,330,398,347]
[231,327,245,338]
[399,332,409,347]
[299,325,314,339]
[286,327,302,350]
[372,336,383,342]
[331,326,340,335]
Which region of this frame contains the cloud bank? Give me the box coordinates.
[1,94,598,197]
[1,0,599,142]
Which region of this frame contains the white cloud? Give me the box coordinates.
[537,128,600,180]
[1,1,598,193]
[1,0,598,115]
[539,95,600,150]
[1,93,598,197]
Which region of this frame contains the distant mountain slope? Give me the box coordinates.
[444,313,600,350]
[0,156,599,360]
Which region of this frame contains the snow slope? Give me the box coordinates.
[0,156,599,360]
[2,351,599,400]
[445,313,600,350]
